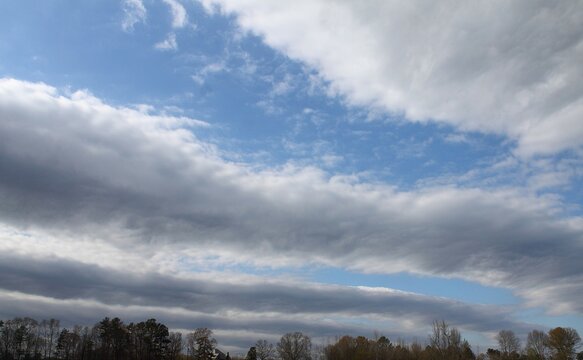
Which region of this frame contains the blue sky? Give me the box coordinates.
[1,0,583,353]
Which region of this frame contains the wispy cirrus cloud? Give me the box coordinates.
[191,61,227,85]
[121,0,147,32]
[155,32,178,51]
[162,0,188,28]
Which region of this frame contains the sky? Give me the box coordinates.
[1,0,583,354]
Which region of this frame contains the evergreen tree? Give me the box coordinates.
[246,346,257,360]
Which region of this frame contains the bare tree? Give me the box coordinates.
[310,343,325,360]
[168,332,183,360]
[56,328,82,360]
[496,330,521,356]
[526,330,548,359]
[277,332,312,360]
[43,318,61,359]
[0,317,40,360]
[429,320,461,352]
[256,339,276,360]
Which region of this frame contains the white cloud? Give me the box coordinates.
[162,0,188,28]
[155,32,178,51]
[121,0,147,32]
[1,77,583,327]
[199,0,583,157]
[444,133,471,144]
[191,61,227,85]
[271,74,294,96]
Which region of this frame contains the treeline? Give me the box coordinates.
[0,317,205,360]
[1,317,582,360]
[322,321,582,360]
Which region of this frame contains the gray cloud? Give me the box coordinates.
[0,77,582,336]
[0,289,370,352]
[0,253,530,334]
[0,251,540,353]
[199,0,583,157]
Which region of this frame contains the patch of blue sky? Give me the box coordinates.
[187,259,519,306]
[303,267,519,306]
[526,151,583,216]
[559,188,583,216]
[514,308,583,336]
[0,2,171,102]
[321,121,515,189]
[461,330,497,352]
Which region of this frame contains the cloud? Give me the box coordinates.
[1,76,583,331]
[162,0,188,28]
[0,253,525,329]
[199,0,583,157]
[444,133,471,144]
[192,61,228,85]
[155,32,178,51]
[0,251,535,349]
[121,0,147,32]
[0,288,394,352]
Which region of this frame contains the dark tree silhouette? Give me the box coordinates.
[278,332,312,360]
[246,346,257,360]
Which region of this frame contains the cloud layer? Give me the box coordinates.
[200,0,583,157]
[1,75,582,332]
[0,252,530,334]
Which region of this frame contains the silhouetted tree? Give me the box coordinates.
[186,328,216,360]
[0,317,40,360]
[246,346,257,360]
[56,328,81,360]
[40,319,61,360]
[127,318,170,360]
[255,340,275,360]
[278,332,311,360]
[496,330,521,359]
[525,330,548,359]
[428,320,473,359]
[96,317,129,360]
[5,314,583,360]
[430,321,461,353]
[167,332,182,360]
[375,335,393,360]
